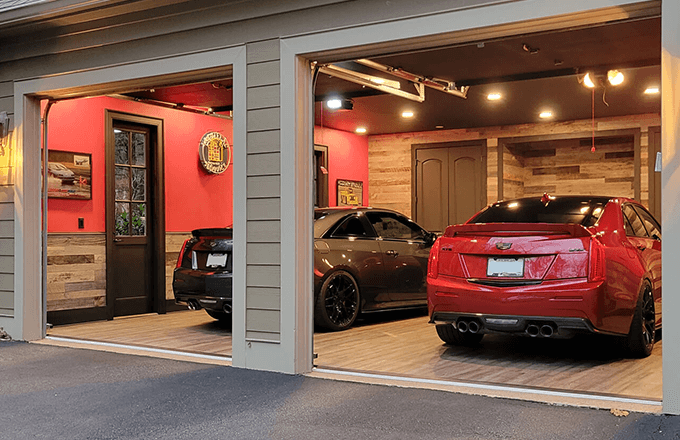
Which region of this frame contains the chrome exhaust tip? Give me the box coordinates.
[457,320,469,333]
[468,320,480,334]
[223,304,232,314]
[526,324,540,337]
[539,325,554,338]
[187,300,200,311]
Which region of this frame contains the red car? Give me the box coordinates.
[427,195,661,357]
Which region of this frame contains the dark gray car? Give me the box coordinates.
[314,207,436,330]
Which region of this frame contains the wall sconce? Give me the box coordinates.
[0,112,9,156]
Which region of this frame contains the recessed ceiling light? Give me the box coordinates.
[487,93,502,101]
[435,125,444,129]
[401,111,414,118]
[355,127,367,134]
[644,86,660,95]
[539,111,553,119]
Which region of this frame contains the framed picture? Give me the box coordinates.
[337,179,363,206]
[46,150,92,200]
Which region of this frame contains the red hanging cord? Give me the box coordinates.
[591,88,596,153]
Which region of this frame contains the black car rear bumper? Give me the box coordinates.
[173,268,232,313]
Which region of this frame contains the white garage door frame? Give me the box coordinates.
[9,45,248,354]
[279,0,680,413]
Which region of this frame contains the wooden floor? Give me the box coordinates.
[48,309,662,401]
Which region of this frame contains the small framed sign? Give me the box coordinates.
[337,179,363,206]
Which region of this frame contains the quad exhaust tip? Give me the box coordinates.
[526,323,556,338]
[223,304,232,314]
[457,320,469,333]
[539,324,555,337]
[526,324,540,337]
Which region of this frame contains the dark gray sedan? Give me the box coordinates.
[314,207,436,330]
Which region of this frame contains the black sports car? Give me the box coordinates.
[173,208,435,329]
[173,228,233,323]
[313,207,436,330]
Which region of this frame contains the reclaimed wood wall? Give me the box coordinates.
[368,114,660,218]
[504,136,635,199]
[47,234,106,312]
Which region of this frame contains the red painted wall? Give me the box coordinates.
[314,126,369,206]
[45,96,233,233]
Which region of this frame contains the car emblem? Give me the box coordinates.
[496,242,512,250]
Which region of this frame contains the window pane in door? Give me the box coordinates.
[132,132,146,166]
[131,203,146,236]
[115,130,129,165]
[115,166,130,200]
[115,202,130,236]
[131,168,146,201]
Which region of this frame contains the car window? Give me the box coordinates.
[622,204,648,238]
[470,198,608,226]
[330,215,373,238]
[633,205,661,239]
[365,212,425,240]
[623,214,636,236]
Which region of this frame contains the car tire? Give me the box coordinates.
[205,309,232,325]
[315,270,360,331]
[436,323,484,346]
[627,281,656,358]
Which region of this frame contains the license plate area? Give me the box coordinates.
[206,253,228,268]
[487,257,524,277]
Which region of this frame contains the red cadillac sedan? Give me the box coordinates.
[427,194,661,357]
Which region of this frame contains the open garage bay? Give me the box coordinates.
[47,310,661,401]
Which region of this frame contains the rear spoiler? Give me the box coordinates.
[192,228,233,238]
[444,223,594,238]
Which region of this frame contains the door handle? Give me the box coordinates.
[385,250,399,257]
[113,238,122,243]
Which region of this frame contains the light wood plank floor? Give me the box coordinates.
[48,309,662,400]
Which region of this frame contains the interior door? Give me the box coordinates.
[415,142,485,234]
[107,122,153,317]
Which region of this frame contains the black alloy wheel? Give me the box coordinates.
[315,270,360,331]
[627,282,656,358]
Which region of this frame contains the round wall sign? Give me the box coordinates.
[199,131,231,174]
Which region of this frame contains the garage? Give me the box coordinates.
[3,0,680,415]
[305,7,663,406]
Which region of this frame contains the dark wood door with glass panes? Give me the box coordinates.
[107,122,153,317]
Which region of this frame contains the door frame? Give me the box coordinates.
[648,126,661,219]
[411,139,488,226]
[104,110,165,320]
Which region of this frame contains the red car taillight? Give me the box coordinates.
[588,238,606,282]
[176,239,190,269]
[427,238,441,279]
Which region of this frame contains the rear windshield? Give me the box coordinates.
[470,198,609,226]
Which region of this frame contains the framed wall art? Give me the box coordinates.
[46,150,92,200]
[337,179,363,206]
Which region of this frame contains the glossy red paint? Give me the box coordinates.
[427,197,662,337]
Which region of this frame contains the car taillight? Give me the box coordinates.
[588,238,606,282]
[428,238,440,279]
[176,239,190,269]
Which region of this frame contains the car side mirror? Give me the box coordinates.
[425,232,437,245]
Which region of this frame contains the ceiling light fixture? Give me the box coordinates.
[607,69,624,86]
[487,93,502,101]
[355,127,367,134]
[326,98,353,110]
[539,110,553,119]
[435,125,444,129]
[583,73,596,88]
[644,86,660,95]
[401,111,414,118]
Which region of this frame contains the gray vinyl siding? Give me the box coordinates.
[245,38,281,343]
